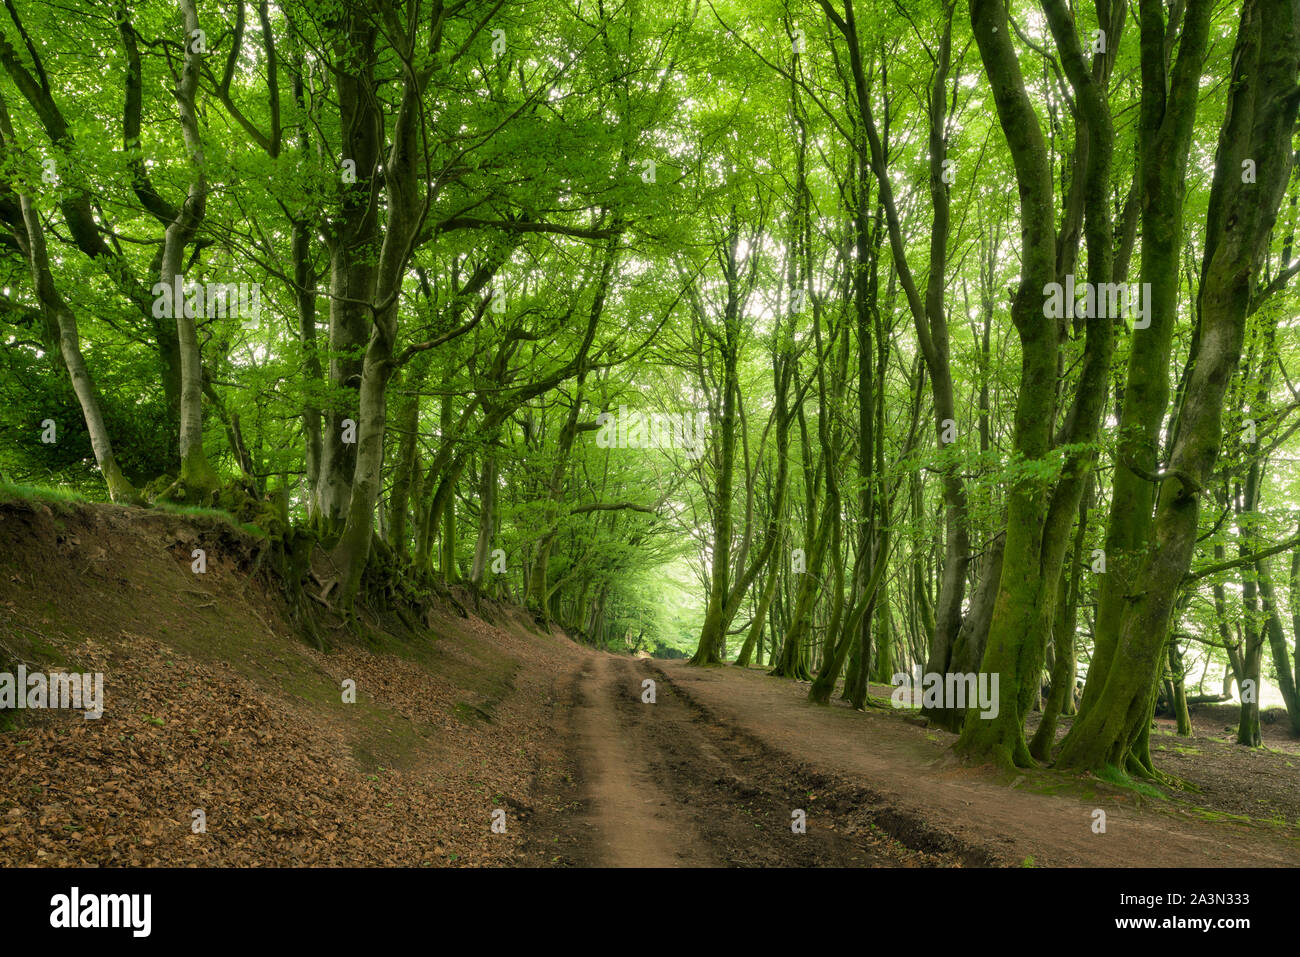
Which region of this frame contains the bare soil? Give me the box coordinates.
[518,651,968,866]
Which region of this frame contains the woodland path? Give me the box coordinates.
[520,648,1300,868]
[522,650,967,866]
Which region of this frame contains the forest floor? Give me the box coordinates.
[1,497,1297,867]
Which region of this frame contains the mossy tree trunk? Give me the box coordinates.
[958,0,1116,769]
[167,0,218,499]
[1057,0,1300,771]
[1029,477,1092,761]
[386,355,429,561]
[330,10,435,608]
[315,18,379,538]
[469,451,496,590]
[1168,639,1192,737]
[1076,0,1213,722]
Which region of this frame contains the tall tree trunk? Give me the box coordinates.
[470,451,496,589]
[954,0,1064,768]
[8,179,140,504]
[1057,0,1300,772]
[1029,476,1092,760]
[167,0,217,498]
[315,18,380,536]
[830,0,969,722]
[387,356,428,560]
[293,216,323,518]
[331,17,433,606]
[1077,0,1213,721]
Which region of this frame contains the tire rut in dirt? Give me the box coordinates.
[640,661,996,866]
[619,659,956,866]
[520,655,983,867]
[516,667,595,866]
[518,658,713,866]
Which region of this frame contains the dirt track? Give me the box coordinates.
[519,648,1300,868]
[520,650,976,866]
